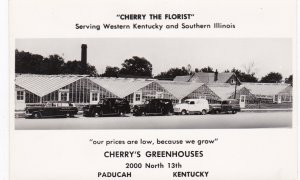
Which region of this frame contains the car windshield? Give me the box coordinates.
[184,100,190,104]
[45,102,52,107]
[221,101,229,104]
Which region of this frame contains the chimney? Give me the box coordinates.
[81,44,87,74]
[214,69,218,81]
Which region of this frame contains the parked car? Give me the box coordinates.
[83,98,130,117]
[133,99,174,116]
[173,99,209,115]
[25,101,78,118]
[209,99,241,114]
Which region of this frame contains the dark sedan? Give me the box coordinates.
[25,101,78,118]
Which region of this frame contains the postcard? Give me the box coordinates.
[9,0,297,179]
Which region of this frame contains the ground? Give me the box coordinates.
[15,112,292,130]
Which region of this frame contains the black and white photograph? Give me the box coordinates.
[14,38,293,129]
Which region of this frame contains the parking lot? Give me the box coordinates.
[15,111,292,130]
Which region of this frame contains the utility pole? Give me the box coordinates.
[234,74,237,99]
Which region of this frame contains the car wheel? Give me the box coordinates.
[232,110,237,114]
[201,110,207,115]
[119,110,125,117]
[181,110,187,115]
[69,113,75,118]
[215,110,220,114]
[98,110,103,117]
[32,112,41,119]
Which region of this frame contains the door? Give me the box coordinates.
[221,101,231,111]
[44,102,57,116]
[133,92,142,105]
[90,92,99,104]
[239,95,246,108]
[59,91,69,101]
[102,99,112,114]
[16,90,26,110]
[188,100,197,112]
[277,95,282,104]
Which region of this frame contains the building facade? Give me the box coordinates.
[15,74,293,111]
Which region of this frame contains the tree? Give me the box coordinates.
[119,56,152,77]
[62,60,98,76]
[154,67,189,80]
[231,68,258,82]
[15,49,99,76]
[40,54,65,74]
[101,66,120,77]
[285,75,293,85]
[86,64,98,76]
[62,60,82,74]
[186,64,192,74]
[260,72,282,83]
[15,50,44,74]
[199,66,214,73]
[243,61,257,74]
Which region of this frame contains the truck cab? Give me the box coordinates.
[133,99,173,116]
[83,98,130,117]
[209,99,241,114]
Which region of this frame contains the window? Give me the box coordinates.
[61,92,68,101]
[274,95,278,101]
[156,92,163,98]
[61,103,69,107]
[17,91,24,100]
[135,94,141,101]
[241,98,245,102]
[92,93,98,101]
[99,99,104,104]
[231,79,235,84]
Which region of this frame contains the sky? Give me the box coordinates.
[15,38,292,79]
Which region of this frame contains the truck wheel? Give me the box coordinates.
[181,110,187,115]
[143,111,148,116]
[232,110,237,114]
[201,110,207,115]
[90,109,96,117]
[32,112,41,119]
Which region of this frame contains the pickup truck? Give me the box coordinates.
[83,98,130,117]
[133,99,174,116]
[209,99,241,114]
[25,101,78,118]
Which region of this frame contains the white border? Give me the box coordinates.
[0,0,9,179]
